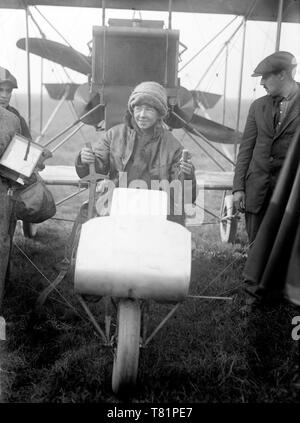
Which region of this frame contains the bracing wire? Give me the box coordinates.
[27,7,76,84]
[198,240,254,296]
[14,4,256,304]
[193,17,245,91]
[179,15,238,72]
[33,6,91,68]
[13,241,90,325]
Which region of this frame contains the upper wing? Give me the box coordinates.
[1,1,299,23]
[40,165,234,191]
[196,170,234,190]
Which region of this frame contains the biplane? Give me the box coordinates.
[0,0,299,397]
[1,1,299,242]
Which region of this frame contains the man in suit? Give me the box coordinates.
[233,51,300,244]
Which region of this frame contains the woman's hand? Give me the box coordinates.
[179,151,194,178]
[80,147,95,164]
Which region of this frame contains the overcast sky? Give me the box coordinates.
[0,5,299,101]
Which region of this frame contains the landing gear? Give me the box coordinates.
[112,298,141,395]
[220,194,237,243]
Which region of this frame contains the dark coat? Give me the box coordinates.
[0,106,21,156]
[233,83,300,214]
[7,105,31,139]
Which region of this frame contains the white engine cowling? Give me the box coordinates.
[74,188,191,302]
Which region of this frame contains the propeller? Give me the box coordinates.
[16,38,91,75]
[166,86,195,129]
[187,113,242,144]
[44,83,80,100]
[166,86,242,144]
[190,90,222,109]
[73,83,105,125]
[16,37,241,142]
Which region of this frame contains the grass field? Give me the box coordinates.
[0,95,300,403]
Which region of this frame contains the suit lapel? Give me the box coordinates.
[274,90,300,139]
[262,97,274,135]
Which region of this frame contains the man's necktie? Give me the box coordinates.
[273,96,284,130]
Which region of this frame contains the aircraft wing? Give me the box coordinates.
[191,91,222,110]
[196,170,234,190]
[1,1,299,23]
[39,165,85,186]
[17,38,91,75]
[40,165,234,191]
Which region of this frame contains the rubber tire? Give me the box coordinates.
[220,194,237,243]
[112,298,141,395]
[22,221,38,238]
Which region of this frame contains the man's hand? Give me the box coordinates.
[36,148,52,171]
[233,190,246,213]
[179,151,194,178]
[80,147,95,164]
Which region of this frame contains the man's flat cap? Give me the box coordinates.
[0,66,18,88]
[252,51,297,77]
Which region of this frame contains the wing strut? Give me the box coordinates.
[102,0,106,25]
[171,110,235,167]
[222,43,229,125]
[275,0,284,51]
[234,0,259,160]
[35,86,71,144]
[42,103,102,149]
[235,17,246,161]
[25,6,31,133]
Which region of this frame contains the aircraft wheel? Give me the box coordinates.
[69,220,82,264]
[112,298,141,395]
[220,194,237,243]
[22,221,38,238]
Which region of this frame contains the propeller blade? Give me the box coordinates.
[165,85,241,144]
[16,38,91,75]
[44,83,80,100]
[187,113,242,144]
[165,86,195,129]
[73,83,105,125]
[190,90,222,109]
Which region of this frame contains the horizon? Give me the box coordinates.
[1,6,299,100]
[10,90,253,137]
